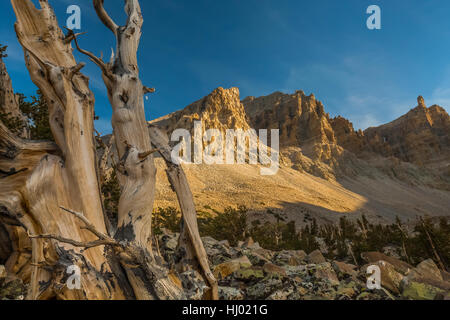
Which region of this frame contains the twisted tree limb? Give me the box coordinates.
[149,125,218,300]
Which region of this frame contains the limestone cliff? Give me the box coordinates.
[242,91,336,161]
[142,88,450,223]
[363,96,450,171]
[151,87,251,135]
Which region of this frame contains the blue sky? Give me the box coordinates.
[1,0,450,134]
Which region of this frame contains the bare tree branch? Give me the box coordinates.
[68,28,112,79]
[29,233,118,250]
[59,206,113,242]
[143,86,156,94]
[93,0,119,35]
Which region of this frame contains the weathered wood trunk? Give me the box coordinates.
[0,0,217,300]
[1,0,127,300]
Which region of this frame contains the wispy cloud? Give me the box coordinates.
[283,54,416,130]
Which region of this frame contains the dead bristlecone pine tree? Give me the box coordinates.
[0,0,217,300]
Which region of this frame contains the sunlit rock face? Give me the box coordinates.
[151,87,252,136]
[363,97,450,170]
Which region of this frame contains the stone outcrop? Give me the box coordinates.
[363,96,450,170]
[159,232,450,300]
[242,91,337,162]
[150,88,449,183]
[146,87,450,216]
[151,87,251,136]
[329,116,366,155]
[329,96,450,172]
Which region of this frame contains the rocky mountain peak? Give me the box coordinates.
[417,95,427,109]
[363,97,450,168]
[242,91,336,158]
[150,87,251,135]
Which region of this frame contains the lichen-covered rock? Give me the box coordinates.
[213,256,252,280]
[245,278,284,300]
[0,277,27,300]
[310,263,339,286]
[179,270,208,300]
[284,265,307,278]
[263,263,287,279]
[201,236,240,266]
[336,282,358,299]
[241,249,271,266]
[401,280,445,300]
[307,250,326,264]
[332,261,358,280]
[218,286,244,300]
[273,250,306,266]
[234,267,265,282]
[158,234,449,300]
[361,252,413,275]
[414,259,443,282]
[366,261,404,295]
[267,286,296,300]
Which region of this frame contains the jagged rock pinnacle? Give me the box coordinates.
[417,95,426,108]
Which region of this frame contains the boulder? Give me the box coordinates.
[213,256,252,279]
[336,281,358,299]
[252,248,275,261]
[161,236,178,251]
[273,250,306,266]
[202,237,238,266]
[332,261,358,279]
[234,267,265,282]
[440,269,450,282]
[179,270,207,300]
[245,278,283,300]
[311,263,339,286]
[218,286,244,300]
[241,237,260,249]
[0,277,27,300]
[401,263,450,299]
[241,250,270,267]
[414,259,443,282]
[361,252,413,275]
[218,240,230,247]
[382,245,401,259]
[365,260,404,295]
[263,263,287,278]
[295,250,308,261]
[307,250,326,264]
[267,286,296,300]
[401,279,445,300]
